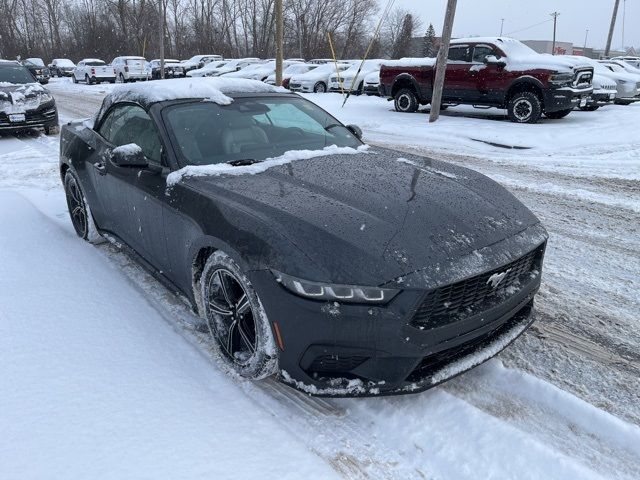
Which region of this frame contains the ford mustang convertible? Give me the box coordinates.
[59,78,548,396]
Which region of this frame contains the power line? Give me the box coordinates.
[506,18,552,36]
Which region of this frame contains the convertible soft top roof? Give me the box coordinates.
[97,77,288,121]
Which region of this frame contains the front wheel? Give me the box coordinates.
[507,91,542,123]
[313,82,327,93]
[200,251,278,379]
[394,88,419,113]
[544,108,572,119]
[72,74,78,84]
[63,171,103,243]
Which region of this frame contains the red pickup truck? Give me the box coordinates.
[379,37,594,123]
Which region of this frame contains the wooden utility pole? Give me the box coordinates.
[275,0,284,86]
[550,12,560,55]
[159,0,165,79]
[605,0,621,57]
[500,18,505,36]
[429,0,458,123]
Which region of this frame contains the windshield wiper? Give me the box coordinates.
[227,158,261,166]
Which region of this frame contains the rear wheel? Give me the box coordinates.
[394,88,419,113]
[63,171,103,243]
[507,91,542,123]
[545,108,572,119]
[313,82,327,93]
[200,251,278,379]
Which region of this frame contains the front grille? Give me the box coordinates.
[289,82,301,89]
[410,245,543,330]
[406,300,533,383]
[574,71,593,88]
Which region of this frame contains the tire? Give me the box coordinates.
[199,251,278,379]
[119,73,126,83]
[544,108,572,119]
[313,82,327,93]
[507,91,542,123]
[394,87,419,113]
[85,74,92,85]
[63,170,103,244]
[72,74,78,84]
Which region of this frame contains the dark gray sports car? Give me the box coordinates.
[59,78,547,396]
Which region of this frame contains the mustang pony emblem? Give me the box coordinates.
[487,269,511,289]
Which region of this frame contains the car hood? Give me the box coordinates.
[593,73,617,89]
[506,54,592,73]
[183,148,545,287]
[0,83,48,113]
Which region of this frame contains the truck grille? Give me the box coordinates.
[574,70,593,88]
[410,245,544,330]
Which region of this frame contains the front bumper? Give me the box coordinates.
[364,83,380,96]
[544,85,593,113]
[586,89,617,107]
[0,102,58,131]
[251,241,546,397]
[289,82,315,93]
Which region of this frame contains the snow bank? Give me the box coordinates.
[0,191,339,480]
[107,77,288,106]
[166,144,370,186]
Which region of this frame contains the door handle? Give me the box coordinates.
[93,162,107,175]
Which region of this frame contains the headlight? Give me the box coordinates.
[272,270,399,305]
[550,73,573,86]
[39,93,53,104]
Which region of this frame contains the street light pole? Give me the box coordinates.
[429,0,458,123]
[275,0,284,86]
[605,0,621,57]
[550,12,560,55]
[500,18,505,36]
[159,0,165,79]
[583,29,589,51]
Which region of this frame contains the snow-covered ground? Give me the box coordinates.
[1,77,639,479]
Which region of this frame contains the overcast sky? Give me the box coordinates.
[394,0,638,50]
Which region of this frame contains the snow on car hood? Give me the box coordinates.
[505,54,592,73]
[0,82,49,113]
[180,148,545,286]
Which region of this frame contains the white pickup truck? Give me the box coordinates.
[72,59,116,84]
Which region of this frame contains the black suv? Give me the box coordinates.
[0,61,59,135]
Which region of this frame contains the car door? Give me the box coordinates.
[470,44,505,104]
[95,103,171,272]
[444,45,474,102]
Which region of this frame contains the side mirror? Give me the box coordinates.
[346,124,363,140]
[483,55,506,67]
[111,144,148,168]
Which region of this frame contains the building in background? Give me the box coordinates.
[523,40,574,56]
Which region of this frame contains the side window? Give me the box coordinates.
[448,46,471,62]
[472,46,496,63]
[99,105,163,165]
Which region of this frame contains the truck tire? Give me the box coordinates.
[507,91,542,123]
[545,109,572,119]
[394,88,419,113]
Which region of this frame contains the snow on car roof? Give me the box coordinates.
[101,77,287,112]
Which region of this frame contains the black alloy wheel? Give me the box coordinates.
[64,173,89,239]
[206,268,258,366]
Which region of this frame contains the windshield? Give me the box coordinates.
[164,96,362,167]
[0,64,36,84]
